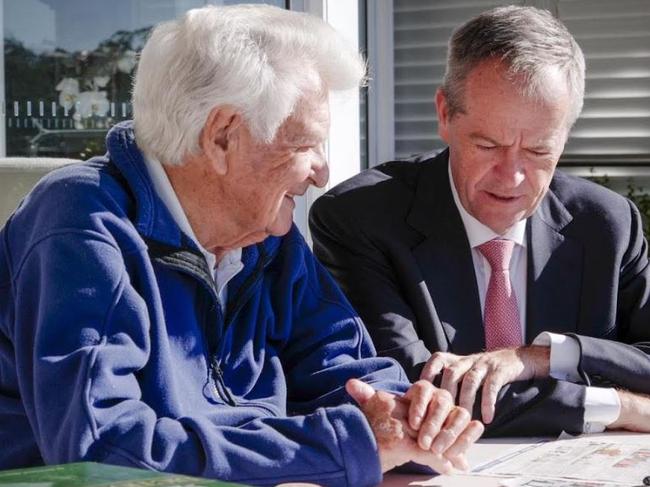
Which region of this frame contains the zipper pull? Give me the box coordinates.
[211,357,237,406]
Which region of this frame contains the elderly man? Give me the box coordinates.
[0,5,483,486]
[310,6,650,437]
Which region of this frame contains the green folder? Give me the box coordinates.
[0,462,246,486]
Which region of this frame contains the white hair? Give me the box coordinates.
[443,5,586,127]
[132,4,365,166]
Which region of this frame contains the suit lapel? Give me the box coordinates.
[526,188,583,341]
[407,151,485,354]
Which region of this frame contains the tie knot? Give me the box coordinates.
[478,238,515,271]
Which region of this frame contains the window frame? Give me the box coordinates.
[289,0,362,239]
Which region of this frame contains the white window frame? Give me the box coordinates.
[366,0,395,168]
[289,0,362,239]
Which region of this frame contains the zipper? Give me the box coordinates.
[149,240,274,407]
[211,355,237,406]
[223,244,269,326]
[209,244,271,404]
[148,243,233,404]
[208,297,236,405]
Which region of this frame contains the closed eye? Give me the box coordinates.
[476,144,497,151]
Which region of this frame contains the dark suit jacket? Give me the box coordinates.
[310,149,650,436]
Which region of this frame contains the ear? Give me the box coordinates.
[435,88,451,144]
[200,105,243,176]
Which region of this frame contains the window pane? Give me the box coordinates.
[392,0,650,163]
[558,0,650,165]
[2,0,284,159]
[393,0,508,160]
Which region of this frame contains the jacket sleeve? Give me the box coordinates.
[481,379,586,436]
[571,199,650,392]
[10,232,382,487]
[278,233,412,414]
[310,196,432,382]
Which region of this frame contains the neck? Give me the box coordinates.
[162,156,255,258]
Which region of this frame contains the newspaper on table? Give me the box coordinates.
[472,436,650,486]
[499,478,630,487]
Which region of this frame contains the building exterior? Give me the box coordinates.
[2,0,649,233]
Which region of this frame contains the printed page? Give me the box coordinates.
[474,437,650,485]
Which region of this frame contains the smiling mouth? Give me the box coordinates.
[285,189,307,199]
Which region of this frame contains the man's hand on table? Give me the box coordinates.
[608,390,650,433]
[346,379,484,474]
[419,347,550,424]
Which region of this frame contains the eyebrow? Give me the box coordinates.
[469,133,500,145]
[285,137,322,148]
[469,132,554,151]
[527,144,552,152]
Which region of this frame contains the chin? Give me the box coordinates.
[265,199,296,237]
[267,217,294,237]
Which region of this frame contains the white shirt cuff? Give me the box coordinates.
[583,387,622,433]
[532,332,581,383]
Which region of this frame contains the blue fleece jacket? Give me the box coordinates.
[0,122,410,486]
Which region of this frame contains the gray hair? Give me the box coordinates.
[132,4,365,166]
[442,5,585,126]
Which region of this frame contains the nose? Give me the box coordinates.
[494,147,525,188]
[310,148,329,188]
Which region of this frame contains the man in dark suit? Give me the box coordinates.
[310,5,650,437]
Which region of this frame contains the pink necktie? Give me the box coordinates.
[478,239,523,351]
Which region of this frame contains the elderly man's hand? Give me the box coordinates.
[346,379,484,474]
[420,347,550,424]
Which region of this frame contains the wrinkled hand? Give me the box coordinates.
[346,379,484,474]
[420,346,550,424]
[608,390,650,433]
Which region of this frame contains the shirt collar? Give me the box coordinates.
[448,158,527,249]
[142,155,242,271]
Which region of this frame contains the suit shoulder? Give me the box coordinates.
[551,170,642,246]
[332,159,424,195]
[552,170,633,217]
[311,162,413,234]
[312,152,441,218]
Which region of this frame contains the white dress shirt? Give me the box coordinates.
[142,156,243,310]
[448,163,620,432]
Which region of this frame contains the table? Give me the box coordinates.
[1,433,646,487]
[380,432,649,486]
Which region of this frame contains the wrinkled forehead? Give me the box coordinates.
[461,61,573,132]
[274,90,331,146]
[466,60,569,102]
